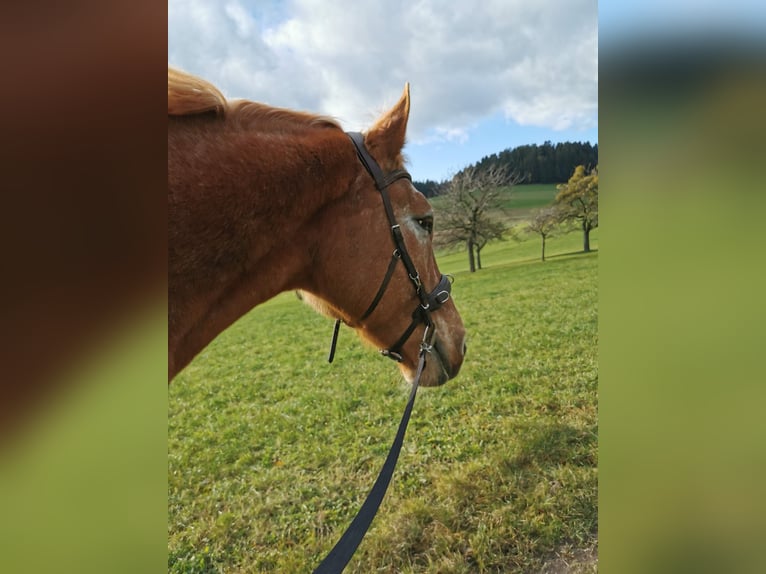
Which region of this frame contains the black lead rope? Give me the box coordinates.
[327,319,342,364]
[312,341,430,574]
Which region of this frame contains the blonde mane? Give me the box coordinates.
[167,67,340,131]
[168,67,227,117]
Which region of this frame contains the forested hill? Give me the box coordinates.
[412,140,598,197]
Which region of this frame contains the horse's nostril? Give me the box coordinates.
[462,342,467,356]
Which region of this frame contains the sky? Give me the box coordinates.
[599,0,766,45]
[168,0,598,182]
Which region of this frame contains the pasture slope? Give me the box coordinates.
[429,183,561,223]
[169,228,598,573]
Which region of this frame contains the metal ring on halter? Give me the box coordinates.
[434,290,450,304]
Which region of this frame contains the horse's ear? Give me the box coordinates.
[364,83,410,170]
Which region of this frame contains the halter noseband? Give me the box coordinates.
[327,132,452,363]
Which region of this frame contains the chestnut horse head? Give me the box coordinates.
[168,68,466,386]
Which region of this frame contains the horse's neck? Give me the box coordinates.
[168,122,350,378]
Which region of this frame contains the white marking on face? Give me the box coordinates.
[403,216,428,241]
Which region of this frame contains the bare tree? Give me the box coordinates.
[473,217,506,270]
[525,207,560,262]
[435,165,519,272]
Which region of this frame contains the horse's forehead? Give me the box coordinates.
[391,181,431,211]
[353,183,427,219]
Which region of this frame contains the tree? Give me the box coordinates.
[525,207,560,262]
[555,165,598,252]
[473,215,506,270]
[435,166,517,272]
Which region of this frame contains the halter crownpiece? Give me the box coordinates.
[326,132,452,364]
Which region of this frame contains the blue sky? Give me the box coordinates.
[600,0,766,44]
[169,0,598,182]
[407,113,598,183]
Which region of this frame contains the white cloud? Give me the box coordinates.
[168,0,597,142]
[224,2,256,39]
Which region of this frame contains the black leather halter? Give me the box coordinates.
[327,132,452,363]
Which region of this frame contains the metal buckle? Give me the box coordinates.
[380,349,403,362]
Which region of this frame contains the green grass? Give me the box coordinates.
[438,226,597,277]
[497,183,561,212]
[169,229,597,573]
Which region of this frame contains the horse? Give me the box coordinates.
[168,68,466,388]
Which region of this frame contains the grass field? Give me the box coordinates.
[169,227,598,573]
[495,183,560,214]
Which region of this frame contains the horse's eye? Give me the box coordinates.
[416,216,433,234]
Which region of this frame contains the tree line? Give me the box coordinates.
[473,140,598,184]
[413,140,598,196]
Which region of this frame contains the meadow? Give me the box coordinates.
[169,224,598,573]
[429,183,561,222]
